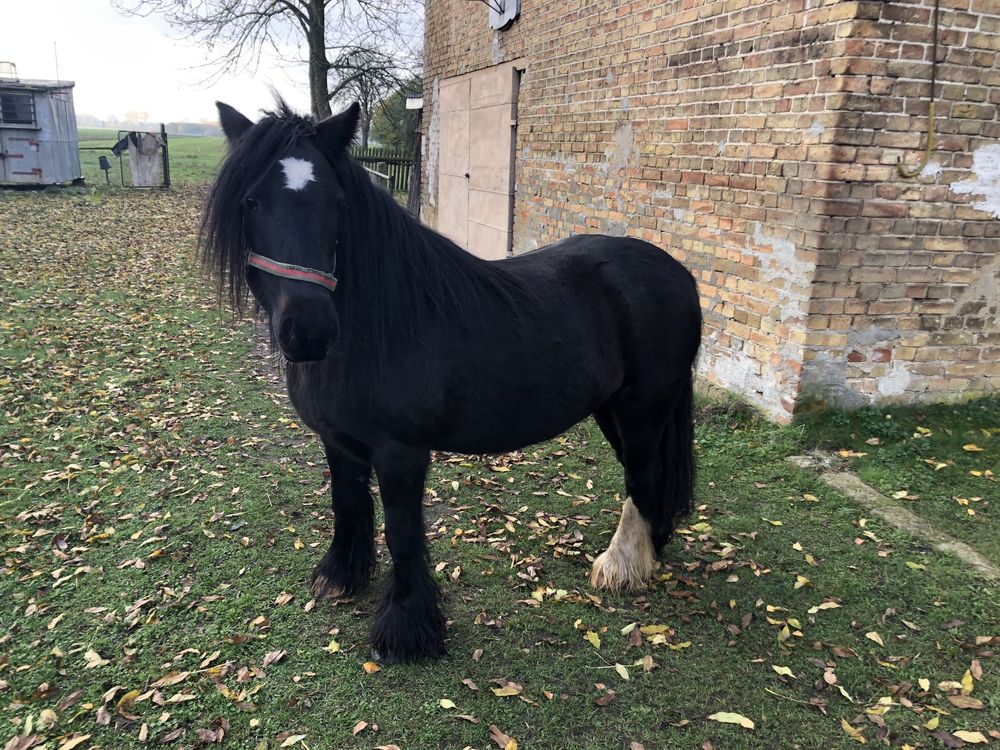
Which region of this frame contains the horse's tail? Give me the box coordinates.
[654,371,696,552]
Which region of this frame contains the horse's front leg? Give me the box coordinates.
[369,443,445,662]
[311,440,375,599]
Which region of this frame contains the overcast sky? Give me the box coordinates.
[1,0,315,123]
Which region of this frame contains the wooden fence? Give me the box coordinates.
[351,146,414,194]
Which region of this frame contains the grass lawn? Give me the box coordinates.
[797,402,999,565]
[0,188,996,750]
[76,128,225,186]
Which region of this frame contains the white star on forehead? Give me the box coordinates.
[279,157,315,191]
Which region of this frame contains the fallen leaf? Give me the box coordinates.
[351,721,367,736]
[491,683,523,698]
[56,736,92,750]
[585,630,601,649]
[263,650,287,667]
[707,712,754,730]
[948,695,984,710]
[439,698,457,709]
[962,444,984,452]
[83,648,109,669]
[362,661,381,674]
[151,671,189,688]
[953,731,987,744]
[865,631,884,647]
[279,735,306,747]
[771,665,795,678]
[614,663,630,680]
[840,719,866,744]
[488,724,517,750]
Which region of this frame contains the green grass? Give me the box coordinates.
[797,400,999,564]
[76,129,225,186]
[0,188,997,750]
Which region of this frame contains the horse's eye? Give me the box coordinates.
[245,196,259,212]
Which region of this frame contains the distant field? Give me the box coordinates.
[77,129,225,185]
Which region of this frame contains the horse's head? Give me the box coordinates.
[204,100,361,363]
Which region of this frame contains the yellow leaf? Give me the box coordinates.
[585,630,601,649]
[116,689,142,718]
[924,715,939,730]
[963,444,984,452]
[777,625,791,645]
[151,671,189,688]
[639,624,670,635]
[491,685,522,697]
[614,663,630,680]
[57,736,92,750]
[362,661,381,674]
[771,665,795,678]
[439,698,457,709]
[794,575,811,589]
[840,719,866,744]
[905,561,926,570]
[865,631,884,647]
[918,678,930,691]
[953,731,987,744]
[707,711,754,730]
[83,648,109,669]
[667,641,691,651]
[326,639,341,654]
[960,669,974,695]
[280,735,306,747]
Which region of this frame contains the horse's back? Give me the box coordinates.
[499,234,701,368]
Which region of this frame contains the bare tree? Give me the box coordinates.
[112,0,421,119]
[328,46,412,147]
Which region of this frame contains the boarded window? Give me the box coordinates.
[0,91,36,126]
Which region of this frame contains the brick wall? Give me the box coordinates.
[422,0,1000,420]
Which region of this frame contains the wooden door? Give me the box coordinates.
[438,64,519,260]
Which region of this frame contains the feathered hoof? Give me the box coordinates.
[589,497,656,592]
[310,572,347,600]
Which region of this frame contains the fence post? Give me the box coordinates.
[160,123,171,189]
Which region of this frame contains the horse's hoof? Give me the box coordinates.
[310,573,347,600]
[589,497,656,592]
[589,548,654,591]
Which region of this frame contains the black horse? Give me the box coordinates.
[202,100,702,662]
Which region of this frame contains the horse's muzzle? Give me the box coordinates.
[273,302,337,362]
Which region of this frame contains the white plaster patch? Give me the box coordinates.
[878,361,912,398]
[808,120,825,138]
[279,157,315,191]
[951,143,1000,218]
[921,160,943,179]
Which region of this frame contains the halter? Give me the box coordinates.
[247,252,338,293]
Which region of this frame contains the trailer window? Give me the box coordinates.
[0,91,36,126]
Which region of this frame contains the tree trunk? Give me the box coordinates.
[307,0,331,119]
[359,109,371,148]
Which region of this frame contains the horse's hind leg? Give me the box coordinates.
[369,443,445,662]
[591,375,695,591]
[311,440,376,599]
[590,409,661,592]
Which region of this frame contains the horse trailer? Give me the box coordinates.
[0,65,81,185]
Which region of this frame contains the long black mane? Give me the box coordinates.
[201,100,315,312]
[201,102,534,381]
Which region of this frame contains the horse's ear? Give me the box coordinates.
[317,102,361,152]
[217,102,253,142]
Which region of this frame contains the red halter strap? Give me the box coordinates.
[247,252,338,293]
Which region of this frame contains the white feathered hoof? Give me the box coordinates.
[589,498,656,591]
